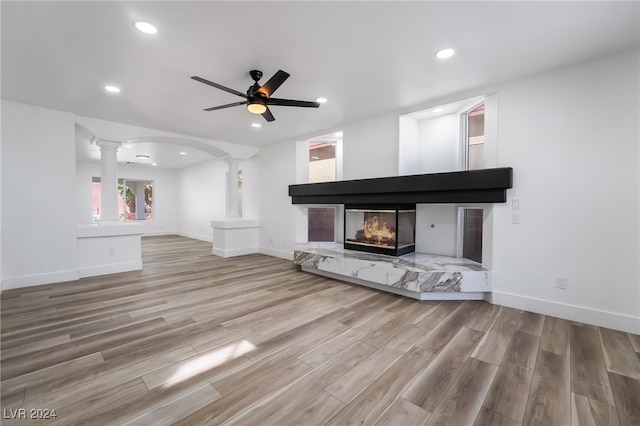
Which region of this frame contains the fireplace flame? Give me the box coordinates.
[361,216,396,245]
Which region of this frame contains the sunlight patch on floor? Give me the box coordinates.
[164,339,256,387]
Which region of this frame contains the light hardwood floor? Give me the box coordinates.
[1,235,639,425]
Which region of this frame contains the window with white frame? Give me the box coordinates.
[92,177,153,222]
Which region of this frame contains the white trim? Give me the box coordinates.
[491,290,640,334]
[259,246,293,260]
[211,219,259,229]
[455,207,465,258]
[1,269,79,291]
[78,261,143,278]
[142,230,179,237]
[176,231,213,243]
[212,247,259,258]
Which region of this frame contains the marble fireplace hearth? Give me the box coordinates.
[293,242,491,300]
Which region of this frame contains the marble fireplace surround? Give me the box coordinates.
[289,168,512,299]
[294,243,490,300]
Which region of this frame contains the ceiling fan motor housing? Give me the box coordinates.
[249,70,263,82]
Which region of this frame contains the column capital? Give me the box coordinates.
[225,158,243,166]
[95,139,122,151]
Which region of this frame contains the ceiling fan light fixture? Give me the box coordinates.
[247,100,267,114]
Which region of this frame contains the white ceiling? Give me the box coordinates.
[2,1,639,153]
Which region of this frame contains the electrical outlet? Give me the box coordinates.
[556,276,568,290]
[512,198,521,210]
[512,212,521,224]
[108,248,115,256]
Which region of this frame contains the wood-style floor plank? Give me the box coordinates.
[483,361,533,423]
[424,358,498,426]
[276,390,345,426]
[571,323,616,405]
[373,397,430,426]
[571,393,620,426]
[471,307,522,366]
[523,350,571,426]
[608,372,640,426]
[517,311,545,336]
[228,341,377,425]
[474,407,521,426]
[628,333,640,353]
[0,235,638,425]
[540,315,571,357]
[598,327,640,380]
[403,326,484,412]
[121,383,221,426]
[325,347,436,426]
[324,326,426,404]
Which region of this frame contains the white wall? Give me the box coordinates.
[342,113,399,179]
[175,157,258,242]
[176,159,227,242]
[398,116,419,175]
[1,101,79,289]
[418,113,461,173]
[75,161,179,235]
[255,140,298,259]
[255,49,639,333]
[415,204,458,256]
[490,49,639,333]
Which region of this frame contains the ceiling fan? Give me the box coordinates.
[191,70,320,122]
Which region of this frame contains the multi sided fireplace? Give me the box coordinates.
[344,205,416,256]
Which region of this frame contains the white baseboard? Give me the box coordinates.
[491,290,640,334]
[143,230,178,237]
[212,247,259,258]
[176,231,213,243]
[1,269,79,291]
[78,261,143,279]
[259,246,293,260]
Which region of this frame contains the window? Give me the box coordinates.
[308,142,336,183]
[464,103,485,170]
[92,177,153,222]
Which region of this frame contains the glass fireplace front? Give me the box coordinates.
[344,205,416,256]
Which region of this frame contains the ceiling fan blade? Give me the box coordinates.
[257,70,290,97]
[203,101,247,111]
[267,97,320,108]
[191,76,247,98]
[262,107,275,122]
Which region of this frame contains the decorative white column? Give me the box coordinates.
[226,158,242,218]
[134,181,147,220]
[211,157,259,257]
[95,140,122,222]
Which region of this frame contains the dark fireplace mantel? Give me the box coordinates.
[289,167,513,204]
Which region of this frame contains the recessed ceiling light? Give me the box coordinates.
[104,85,121,93]
[151,163,158,166]
[136,154,150,159]
[316,97,328,103]
[433,108,444,113]
[134,21,157,35]
[251,123,262,128]
[435,48,455,59]
[179,151,187,155]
